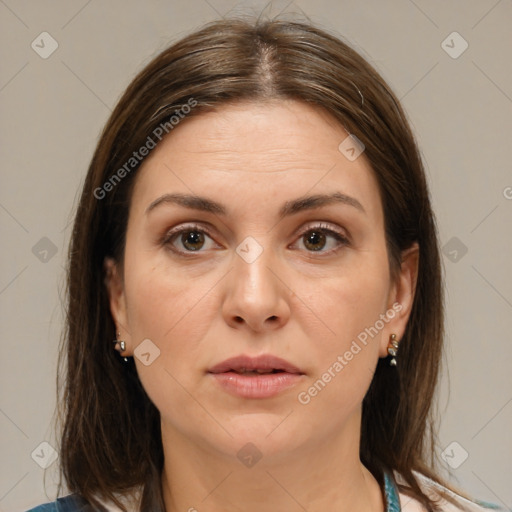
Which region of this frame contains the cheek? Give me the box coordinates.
[301,248,390,343]
[325,273,389,339]
[123,257,221,423]
[294,250,391,403]
[293,283,387,424]
[125,256,219,354]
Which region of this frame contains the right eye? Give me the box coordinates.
[162,224,220,255]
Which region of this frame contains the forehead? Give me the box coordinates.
[147,99,348,165]
[130,99,382,219]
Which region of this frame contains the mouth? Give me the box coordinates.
[207,354,304,375]
[207,354,305,399]
[223,368,287,375]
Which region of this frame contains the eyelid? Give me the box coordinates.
[295,222,350,242]
[162,222,213,241]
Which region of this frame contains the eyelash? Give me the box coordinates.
[161,222,350,257]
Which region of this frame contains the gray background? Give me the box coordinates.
[1,1,511,510]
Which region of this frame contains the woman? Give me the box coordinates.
[27,17,507,512]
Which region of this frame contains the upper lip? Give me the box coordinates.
[208,354,304,374]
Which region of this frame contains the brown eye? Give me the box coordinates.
[180,231,205,251]
[294,225,350,254]
[162,224,218,255]
[303,231,327,251]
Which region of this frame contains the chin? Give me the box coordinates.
[208,413,312,458]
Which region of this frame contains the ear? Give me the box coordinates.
[379,243,420,358]
[104,257,132,354]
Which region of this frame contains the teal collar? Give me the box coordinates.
[383,469,401,511]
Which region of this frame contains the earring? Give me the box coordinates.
[113,331,129,362]
[387,334,400,366]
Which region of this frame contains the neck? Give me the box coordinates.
[160,412,385,512]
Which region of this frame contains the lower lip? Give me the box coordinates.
[209,371,304,399]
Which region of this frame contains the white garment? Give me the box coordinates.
[395,471,508,511]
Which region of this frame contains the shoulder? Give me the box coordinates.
[395,471,510,512]
[24,493,131,512]
[25,494,92,511]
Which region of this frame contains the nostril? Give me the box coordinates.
[234,316,244,323]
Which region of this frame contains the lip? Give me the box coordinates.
[207,354,305,399]
[208,354,304,374]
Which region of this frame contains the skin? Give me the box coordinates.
[105,99,419,512]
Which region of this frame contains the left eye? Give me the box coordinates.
[294,226,349,253]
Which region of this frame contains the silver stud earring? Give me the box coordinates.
[113,331,129,362]
[387,334,400,366]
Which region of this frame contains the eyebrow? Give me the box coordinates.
[145,191,365,217]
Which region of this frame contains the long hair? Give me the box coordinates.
[58,17,448,511]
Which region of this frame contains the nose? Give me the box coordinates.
[222,244,291,333]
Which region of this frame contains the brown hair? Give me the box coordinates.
[58,17,450,511]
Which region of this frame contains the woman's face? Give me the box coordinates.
[106,99,417,462]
